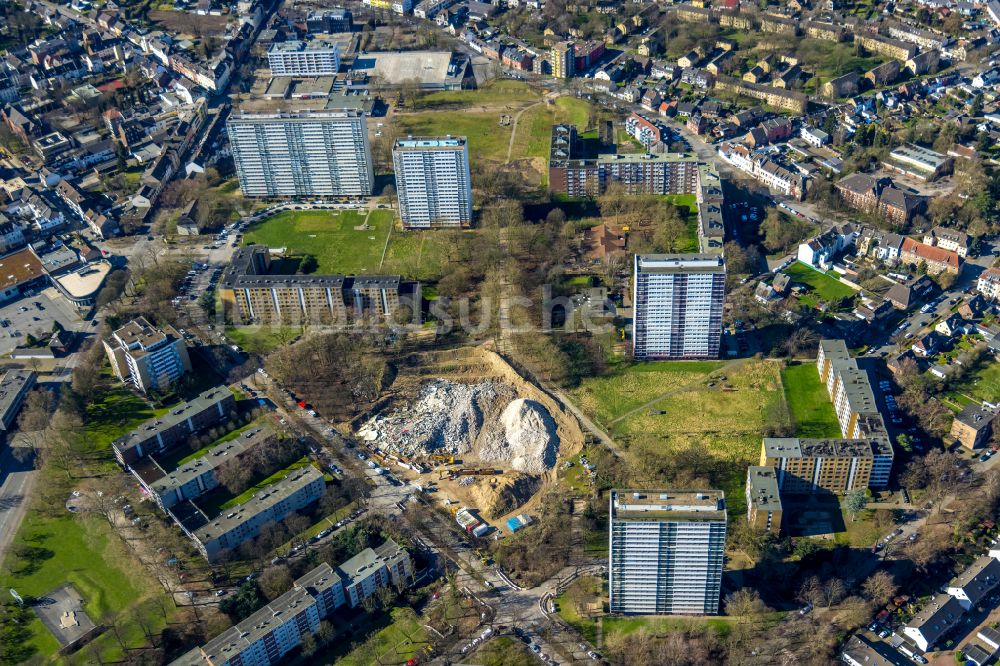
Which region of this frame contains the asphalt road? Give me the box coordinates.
[0,445,37,561]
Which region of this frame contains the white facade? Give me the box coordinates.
[228,109,374,197]
[608,490,727,615]
[267,41,341,77]
[392,137,472,228]
[632,254,725,360]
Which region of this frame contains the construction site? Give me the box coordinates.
[353,346,585,525]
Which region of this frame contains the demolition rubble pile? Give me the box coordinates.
[357,380,560,473]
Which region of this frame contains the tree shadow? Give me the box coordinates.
[11,541,55,576]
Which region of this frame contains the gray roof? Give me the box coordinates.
[337,537,407,582]
[955,404,995,432]
[905,593,964,646]
[747,466,782,512]
[194,465,324,543]
[0,370,34,427]
[114,387,234,453]
[149,424,276,497]
[842,635,910,666]
[949,555,1000,604]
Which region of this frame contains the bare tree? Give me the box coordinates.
[862,571,897,606]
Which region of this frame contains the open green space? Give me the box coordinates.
[242,208,453,281]
[333,607,429,666]
[0,512,176,663]
[225,325,302,354]
[243,209,392,275]
[84,382,170,452]
[397,111,515,162]
[510,96,593,161]
[412,80,540,109]
[663,193,700,253]
[781,363,842,438]
[784,261,857,303]
[568,360,787,519]
[947,359,1000,405]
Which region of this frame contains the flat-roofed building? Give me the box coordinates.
[171,543,407,666]
[609,489,726,615]
[267,40,341,77]
[817,340,889,446]
[392,137,472,229]
[103,316,191,394]
[337,538,414,607]
[745,466,782,535]
[632,254,725,360]
[883,143,954,181]
[112,387,236,466]
[192,466,325,560]
[0,369,35,431]
[143,425,277,509]
[219,245,408,325]
[760,437,893,494]
[227,107,373,198]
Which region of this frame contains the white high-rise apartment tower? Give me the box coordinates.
[392,136,473,228]
[609,490,727,615]
[227,108,373,197]
[632,254,726,360]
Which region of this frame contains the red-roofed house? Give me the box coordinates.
[900,237,961,275]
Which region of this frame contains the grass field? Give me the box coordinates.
[947,360,1000,405]
[0,512,176,663]
[785,261,857,303]
[334,608,429,666]
[84,383,170,451]
[225,325,302,354]
[663,193,700,253]
[397,111,516,162]
[509,97,592,161]
[568,359,787,518]
[242,209,452,280]
[781,362,842,438]
[412,81,540,109]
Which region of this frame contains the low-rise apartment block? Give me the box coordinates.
[923,226,969,258]
[855,32,918,61]
[745,466,782,535]
[946,554,1000,610]
[950,404,995,450]
[192,465,325,561]
[0,369,35,432]
[902,593,965,652]
[609,489,726,615]
[141,424,276,509]
[112,388,236,466]
[219,245,410,325]
[899,237,961,276]
[103,317,191,394]
[173,541,411,666]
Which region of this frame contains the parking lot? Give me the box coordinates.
[0,288,85,356]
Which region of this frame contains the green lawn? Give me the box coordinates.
[662,193,700,253]
[225,325,302,354]
[511,96,593,161]
[84,383,170,452]
[397,111,515,162]
[781,363,842,438]
[0,512,176,663]
[156,420,263,470]
[568,360,787,520]
[242,208,452,281]
[333,608,430,666]
[785,261,857,303]
[948,360,1000,405]
[412,81,540,109]
[243,209,392,275]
